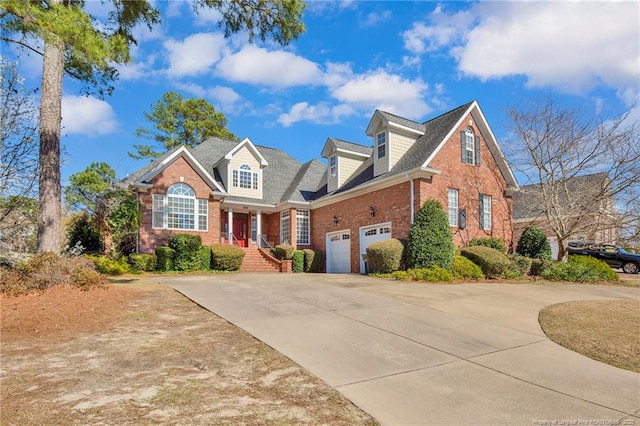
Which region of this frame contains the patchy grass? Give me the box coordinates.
[539,300,640,373]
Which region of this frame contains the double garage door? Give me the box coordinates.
[326,223,392,273]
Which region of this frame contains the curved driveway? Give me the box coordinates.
[161,274,640,425]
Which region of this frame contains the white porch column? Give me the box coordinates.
[227,208,233,245]
[256,210,262,248]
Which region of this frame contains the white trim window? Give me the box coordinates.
[280,210,291,244]
[296,209,310,245]
[376,131,386,159]
[464,128,474,164]
[448,188,458,227]
[152,183,207,231]
[329,155,336,177]
[233,164,259,190]
[480,193,492,230]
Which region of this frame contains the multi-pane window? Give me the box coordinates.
[448,188,458,227]
[296,209,310,245]
[280,210,290,244]
[152,183,207,231]
[480,194,492,230]
[233,164,259,190]
[377,132,386,159]
[329,155,336,177]
[464,128,475,164]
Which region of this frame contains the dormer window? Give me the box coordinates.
[329,155,336,177]
[376,132,386,159]
[233,164,258,190]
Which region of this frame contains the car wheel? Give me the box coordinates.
[622,262,639,274]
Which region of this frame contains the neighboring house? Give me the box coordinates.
[512,172,618,259]
[127,100,519,273]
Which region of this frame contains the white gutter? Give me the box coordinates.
[408,174,415,224]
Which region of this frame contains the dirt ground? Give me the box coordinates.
[0,278,378,425]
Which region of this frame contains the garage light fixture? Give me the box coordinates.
[369,206,375,217]
[333,215,339,224]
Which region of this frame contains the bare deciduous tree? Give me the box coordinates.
[507,97,640,260]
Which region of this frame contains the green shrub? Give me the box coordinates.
[530,258,553,276]
[155,246,176,271]
[302,248,324,272]
[211,243,245,271]
[504,254,533,278]
[541,255,618,282]
[516,226,552,259]
[66,212,104,253]
[406,199,455,270]
[452,255,485,280]
[128,253,157,272]
[393,266,453,283]
[168,234,202,271]
[366,238,404,274]
[469,237,507,253]
[87,254,131,275]
[460,246,511,278]
[292,250,304,273]
[273,244,295,260]
[199,246,212,270]
[0,252,107,295]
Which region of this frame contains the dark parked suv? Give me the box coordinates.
[568,242,640,274]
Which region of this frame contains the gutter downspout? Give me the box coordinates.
[407,174,415,224]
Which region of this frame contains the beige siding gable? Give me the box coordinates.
[373,125,389,177]
[327,153,338,193]
[338,156,363,187]
[389,131,418,170]
[227,145,263,199]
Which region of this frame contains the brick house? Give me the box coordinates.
[513,172,618,259]
[127,100,519,273]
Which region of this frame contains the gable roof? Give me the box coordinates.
[222,137,268,167]
[321,137,371,158]
[366,110,426,136]
[513,172,610,220]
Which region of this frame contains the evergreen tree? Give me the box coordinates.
[406,199,455,269]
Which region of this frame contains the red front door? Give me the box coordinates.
[232,217,248,247]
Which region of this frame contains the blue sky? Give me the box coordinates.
[7,0,640,187]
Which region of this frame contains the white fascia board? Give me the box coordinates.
[131,182,153,192]
[365,111,385,136]
[275,200,312,211]
[224,137,269,167]
[311,166,440,209]
[138,146,226,193]
[220,198,278,213]
[335,148,370,160]
[320,138,337,158]
[387,121,424,137]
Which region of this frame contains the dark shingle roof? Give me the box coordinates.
[330,138,372,156]
[513,172,609,220]
[379,110,426,133]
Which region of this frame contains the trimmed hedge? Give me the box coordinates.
[128,253,157,272]
[211,243,245,271]
[516,226,552,259]
[406,199,455,270]
[393,266,453,283]
[366,238,404,274]
[530,258,553,276]
[469,237,507,253]
[168,234,202,271]
[303,248,324,273]
[87,254,131,275]
[292,250,304,273]
[452,255,484,280]
[460,245,511,278]
[273,244,295,260]
[541,255,618,282]
[503,254,533,278]
[155,246,176,271]
[199,246,212,270]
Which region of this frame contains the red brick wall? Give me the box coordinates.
[424,115,513,249]
[311,182,413,272]
[138,156,221,253]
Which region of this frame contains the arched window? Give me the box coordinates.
[153,183,207,231]
[232,164,259,190]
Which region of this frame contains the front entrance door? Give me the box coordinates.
[233,216,249,247]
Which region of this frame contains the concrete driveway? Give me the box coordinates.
[161,274,640,425]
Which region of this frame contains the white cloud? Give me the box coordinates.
[216,45,323,88]
[361,10,392,27]
[192,5,223,26]
[277,102,355,127]
[331,71,432,119]
[404,2,640,95]
[164,32,228,77]
[62,96,117,136]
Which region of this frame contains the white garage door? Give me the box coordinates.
[326,231,351,273]
[360,223,392,273]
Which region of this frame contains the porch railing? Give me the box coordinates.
[259,234,273,249]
